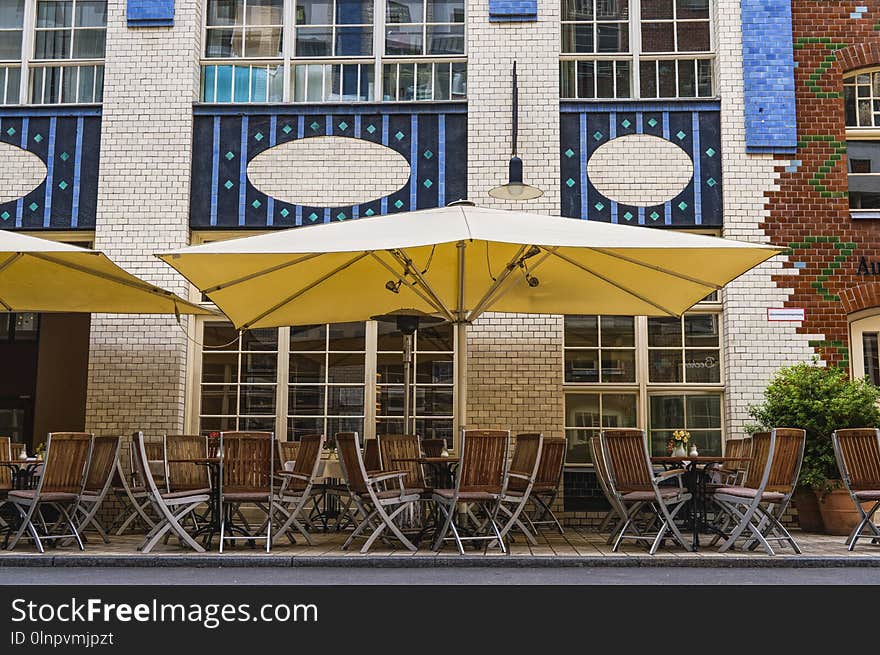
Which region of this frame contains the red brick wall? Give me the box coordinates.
[767,2,880,368]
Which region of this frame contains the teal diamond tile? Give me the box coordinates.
[623,211,633,221]
[254,132,263,141]
[338,121,348,131]
[364,208,375,216]
[224,180,234,190]
[594,202,605,211]
[225,151,235,160]
[423,179,433,188]
[676,130,686,140]
[308,212,319,221]
[706,177,717,187]
[251,199,262,209]
[678,201,688,211]
[564,148,575,158]
[58,180,68,190]
[649,211,660,221]
[59,151,69,162]
[621,119,631,129]
[1,211,9,221]
[423,149,433,159]
[279,208,290,218]
[394,131,405,141]
[28,202,38,212]
[33,134,42,143]
[394,199,404,209]
[706,147,716,157]
[282,124,292,134]
[647,118,658,128]
[366,124,376,134]
[6,127,14,136]
[310,121,320,131]
[565,178,576,188]
[593,131,603,141]
[336,212,346,220]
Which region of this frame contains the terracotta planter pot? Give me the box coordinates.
[817,487,874,536]
[793,489,825,533]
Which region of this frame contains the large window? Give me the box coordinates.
[201,0,467,103]
[563,307,723,464]
[0,0,106,105]
[844,70,880,219]
[560,0,714,100]
[196,320,457,446]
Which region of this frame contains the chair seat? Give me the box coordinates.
[854,489,880,501]
[8,490,77,503]
[713,486,785,503]
[376,487,424,500]
[162,488,210,500]
[432,489,499,502]
[622,488,683,502]
[222,490,270,502]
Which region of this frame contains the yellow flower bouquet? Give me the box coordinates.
[667,430,690,455]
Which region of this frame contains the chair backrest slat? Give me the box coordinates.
[363,439,380,472]
[724,437,752,481]
[164,434,210,492]
[84,435,121,493]
[277,441,300,470]
[746,429,805,495]
[457,430,509,495]
[336,432,367,494]
[378,434,425,488]
[289,434,324,491]
[422,438,445,458]
[833,428,880,491]
[533,437,566,491]
[601,429,654,492]
[10,442,24,459]
[40,432,93,494]
[220,431,273,493]
[0,436,12,489]
[506,433,543,493]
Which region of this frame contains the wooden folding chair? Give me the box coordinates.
[496,433,543,545]
[7,432,93,552]
[590,433,630,544]
[71,435,122,543]
[110,434,159,535]
[523,436,567,534]
[832,428,880,550]
[272,434,324,545]
[218,431,275,553]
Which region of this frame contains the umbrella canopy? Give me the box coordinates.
[0,230,214,315]
[158,204,781,329]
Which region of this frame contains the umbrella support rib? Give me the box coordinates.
[202,253,325,294]
[548,249,680,317]
[369,251,449,317]
[389,249,456,323]
[27,252,174,295]
[466,245,528,323]
[588,248,722,290]
[240,252,370,329]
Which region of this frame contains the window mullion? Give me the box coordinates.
[631,0,641,100]
[277,326,290,440]
[20,0,35,104]
[283,0,293,102]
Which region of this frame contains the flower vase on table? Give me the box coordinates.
[671,444,687,458]
[668,430,691,458]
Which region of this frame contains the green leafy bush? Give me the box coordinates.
[748,361,880,490]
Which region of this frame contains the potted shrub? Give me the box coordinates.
[748,361,880,534]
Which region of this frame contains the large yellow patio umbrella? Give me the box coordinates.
[0,230,213,315]
[157,203,780,328]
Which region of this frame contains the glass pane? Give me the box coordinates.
[0,0,24,29]
[34,30,71,59]
[601,349,636,383]
[327,386,365,415]
[377,321,403,351]
[648,317,680,346]
[388,0,424,23]
[233,64,250,101]
[616,60,631,97]
[376,353,404,384]
[640,60,657,97]
[202,353,239,383]
[377,418,406,435]
[415,419,453,444]
[649,349,683,382]
[240,385,276,414]
[576,59,594,98]
[73,28,105,58]
[684,349,720,383]
[328,417,363,438]
[602,394,638,428]
[202,416,237,434]
[297,0,333,24]
[268,63,283,100]
[596,60,614,97]
[250,65,267,101]
[859,99,871,126]
[289,385,324,415]
[0,32,22,60]
[76,63,94,101]
[686,394,721,428]
[75,0,106,27]
[204,323,239,350]
[650,395,684,430]
[428,0,465,22]
[560,59,575,98]
[565,349,599,383]
[244,26,282,56]
[863,333,880,386]
[416,353,453,383]
[427,24,464,54]
[290,324,325,350]
[336,0,371,23]
[416,62,432,99]
[386,25,422,55]
[677,59,695,96]
[241,353,277,383]
[296,26,331,56]
[398,61,415,100]
[336,26,372,55]
[684,314,719,347]
[601,316,634,346]
[290,352,325,383]
[562,0,593,21]
[247,0,283,24]
[241,416,275,431]
[328,322,365,350]
[565,393,599,428]
[641,21,674,52]
[376,385,405,416]
[657,58,676,96]
[289,417,323,440]
[327,352,364,384]
[215,64,233,101]
[697,58,712,96]
[641,0,673,19]
[566,316,599,347]
[4,66,19,102]
[597,23,627,53]
[434,61,450,99]
[208,0,244,26]
[676,0,709,19]
[201,385,239,415]
[415,387,453,416]
[37,1,73,28]
[451,61,466,98]
[562,24,593,54]
[598,0,628,19]
[677,21,710,52]
[691,430,721,456]
[206,28,240,57]
[61,65,77,102]
[565,428,595,464]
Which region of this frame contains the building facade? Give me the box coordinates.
[1,0,855,523]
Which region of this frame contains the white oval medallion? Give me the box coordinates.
[247,136,411,206]
[0,142,47,204]
[587,134,694,207]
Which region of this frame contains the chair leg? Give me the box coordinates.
[846,500,880,550]
[9,502,42,552]
[432,502,455,552]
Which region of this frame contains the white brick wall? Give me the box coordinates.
[0,143,46,202]
[714,0,818,436]
[85,1,202,437]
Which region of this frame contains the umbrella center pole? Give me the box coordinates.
[403,332,414,435]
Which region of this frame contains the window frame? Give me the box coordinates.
[844,69,880,219]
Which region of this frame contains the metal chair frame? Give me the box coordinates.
[832,428,880,551]
[271,434,325,546]
[110,435,159,535]
[521,437,566,535]
[496,433,544,545]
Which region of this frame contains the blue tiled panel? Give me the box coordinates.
[740,0,797,154]
[488,0,538,22]
[127,0,175,27]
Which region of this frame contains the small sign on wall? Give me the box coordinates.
[767,307,805,321]
[128,0,175,27]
